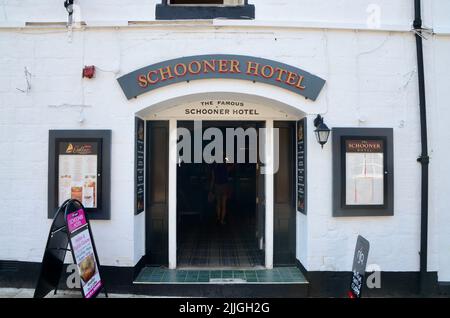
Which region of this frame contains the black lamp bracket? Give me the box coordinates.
[64,0,74,15]
[314,114,324,128]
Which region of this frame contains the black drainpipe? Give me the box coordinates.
[413,0,430,294]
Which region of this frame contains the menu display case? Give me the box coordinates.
[332,128,393,217]
[48,130,111,220]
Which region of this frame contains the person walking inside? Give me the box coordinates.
[209,155,230,225]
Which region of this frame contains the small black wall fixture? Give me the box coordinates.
[414,0,431,295]
[64,0,73,14]
[64,0,74,24]
[313,114,331,148]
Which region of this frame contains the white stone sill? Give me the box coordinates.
[0,19,415,33]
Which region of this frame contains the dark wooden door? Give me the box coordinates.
[146,121,169,265]
[273,121,296,265]
[256,123,265,255]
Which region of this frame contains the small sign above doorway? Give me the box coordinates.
[149,100,299,120]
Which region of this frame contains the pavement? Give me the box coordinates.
[0,287,153,298]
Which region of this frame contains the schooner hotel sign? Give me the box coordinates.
[117,55,326,101]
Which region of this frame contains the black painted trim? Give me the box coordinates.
[132,282,308,298]
[332,128,394,217]
[438,283,450,296]
[0,261,41,289]
[306,271,438,298]
[48,130,111,220]
[295,259,308,278]
[133,255,150,281]
[155,4,255,20]
[1,260,445,297]
[413,0,430,296]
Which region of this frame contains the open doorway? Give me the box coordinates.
[176,121,264,268]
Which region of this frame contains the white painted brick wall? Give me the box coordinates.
[0,1,426,30]
[0,0,448,282]
[426,33,450,281]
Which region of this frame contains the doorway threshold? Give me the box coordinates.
[133,266,308,284]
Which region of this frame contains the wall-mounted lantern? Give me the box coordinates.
[313,114,331,148]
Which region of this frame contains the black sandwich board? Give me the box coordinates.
[34,199,107,298]
[348,235,370,298]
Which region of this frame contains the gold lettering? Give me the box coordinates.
[138,74,148,88]
[230,60,241,73]
[203,60,216,73]
[146,71,159,84]
[174,63,187,77]
[261,65,275,79]
[159,66,174,81]
[188,61,202,74]
[246,61,260,76]
[218,60,228,73]
[274,68,288,82]
[295,75,306,89]
[285,71,298,86]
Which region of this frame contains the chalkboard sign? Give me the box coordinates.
[135,117,145,214]
[34,199,106,298]
[296,118,307,214]
[348,235,370,298]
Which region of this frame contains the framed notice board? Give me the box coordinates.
[332,128,393,217]
[135,117,145,215]
[296,118,307,214]
[48,130,111,220]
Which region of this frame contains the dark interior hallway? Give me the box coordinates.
[176,121,264,268]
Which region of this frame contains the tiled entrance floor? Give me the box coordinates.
[178,213,264,267]
[134,266,308,284]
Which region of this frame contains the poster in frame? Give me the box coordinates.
[48,130,111,220]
